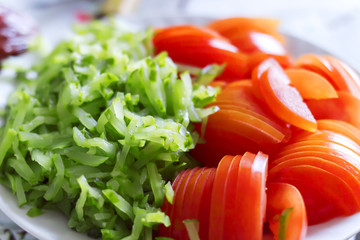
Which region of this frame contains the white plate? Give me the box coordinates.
[0,15,359,240]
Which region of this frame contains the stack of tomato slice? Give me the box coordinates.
[154,17,360,239]
[159,152,271,240]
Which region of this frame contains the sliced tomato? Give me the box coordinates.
[216,79,279,118]
[159,169,190,237]
[269,157,360,204]
[196,168,216,240]
[271,177,339,225]
[277,142,360,161]
[223,155,242,239]
[270,150,360,176]
[235,151,268,240]
[153,25,228,45]
[228,30,286,54]
[252,58,287,99]
[296,54,360,99]
[306,91,360,128]
[255,60,317,132]
[284,136,360,157]
[208,18,291,70]
[190,129,263,167]
[317,119,360,146]
[266,183,307,240]
[153,27,249,80]
[208,17,284,43]
[269,165,360,224]
[207,102,290,140]
[159,167,216,239]
[190,109,284,167]
[181,168,206,231]
[285,68,338,99]
[290,130,360,155]
[209,155,234,240]
[170,167,199,238]
[249,53,292,75]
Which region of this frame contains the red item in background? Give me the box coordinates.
[0,6,37,61]
[75,10,93,23]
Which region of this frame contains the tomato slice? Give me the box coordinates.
[296,54,360,99]
[207,102,290,140]
[181,168,206,228]
[208,17,284,43]
[159,167,216,239]
[190,129,264,167]
[282,138,360,156]
[290,130,360,154]
[208,18,291,70]
[196,168,216,240]
[306,91,360,128]
[153,27,249,80]
[269,157,360,204]
[277,142,360,161]
[252,58,288,99]
[271,150,360,177]
[215,80,284,122]
[266,183,307,240]
[171,167,199,238]
[285,68,338,99]
[159,169,190,237]
[255,59,317,132]
[269,165,360,224]
[317,119,360,146]
[209,155,234,240]
[223,155,242,239]
[235,151,268,240]
[274,177,339,225]
[153,25,228,45]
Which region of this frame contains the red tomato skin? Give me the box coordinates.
[235,152,268,240]
[209,155,234,240]
[266,183,307,240]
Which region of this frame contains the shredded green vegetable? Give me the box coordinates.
[0,19,218,239]
[183,219,200,240]
[278,208,293,240]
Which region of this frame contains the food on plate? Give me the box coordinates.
[266,183,307,240]
[0,20,217,239]
[160,152,267,240]
[1,16,360,240]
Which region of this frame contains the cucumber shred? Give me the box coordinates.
[0,19,218,239]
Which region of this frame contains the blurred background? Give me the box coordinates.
[0,0,360,70]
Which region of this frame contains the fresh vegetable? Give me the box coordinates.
[153,25,249,80]
[0,20,218,239]
[159,167,216,239]
[306,91,360,128]
[159,152,268,240]
[296,54,360,99]
[252,58,317,132]
[284,69,338,100]
[208,18,291,71]
[266,183,307,240]
[3,15,360,240]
